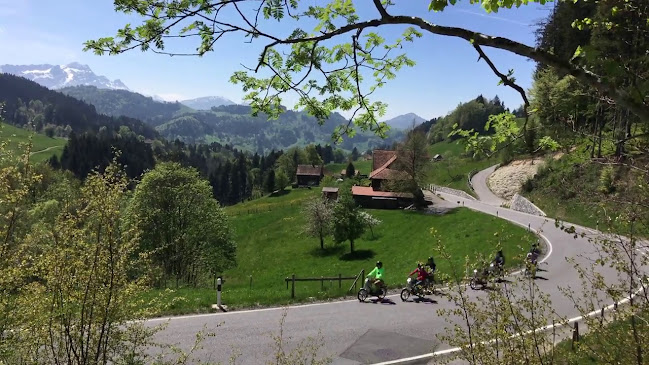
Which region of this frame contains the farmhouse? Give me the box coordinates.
[368,150,410,191]
[351,149,414,209]
[295,164,324,187]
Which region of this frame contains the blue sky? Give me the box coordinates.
[0,0,553,120]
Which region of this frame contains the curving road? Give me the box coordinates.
[147,166,617,365]
[470,164,505,206]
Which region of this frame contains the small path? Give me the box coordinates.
[30,145,61,156]
[469,164,505,206]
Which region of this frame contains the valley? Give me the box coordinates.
[1,0,647,364]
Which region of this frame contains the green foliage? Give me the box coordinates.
[305,144,323,166]
[0,122,66,163]
[429,96,505,144]
[275,169,290,190]
[332,189,366,253]
[598,166,616,194]
[126,162,236,287]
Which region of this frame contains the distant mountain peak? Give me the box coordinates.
[383,113,427,130]
[0,62,129,91]
[181,96,235,110]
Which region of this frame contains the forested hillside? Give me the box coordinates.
[56,85,403,153]
[0,74,158,139]
[427,95,506,143]
[60,85,192,123]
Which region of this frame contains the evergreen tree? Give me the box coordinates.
[265,169,276,193]
[345,162,356,179]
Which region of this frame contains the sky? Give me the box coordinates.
[0,0,554,120]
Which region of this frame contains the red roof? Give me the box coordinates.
[351,186,413,198]
[296,165,323,176]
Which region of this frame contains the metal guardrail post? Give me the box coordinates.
[291,274,296,299]
[339,273,342,288]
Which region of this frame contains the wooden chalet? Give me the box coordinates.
[296,164,324,187]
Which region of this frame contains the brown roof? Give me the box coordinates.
[351,186,413,198]
[370,168,410,180]
[372,150,397,171]
[296,165,323,176]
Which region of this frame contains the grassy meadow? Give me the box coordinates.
[149,188,536,315]
[1,122,66,163]
[427,141,497,195]
[324,159,372,176]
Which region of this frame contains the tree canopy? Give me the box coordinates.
[87,0,649,141]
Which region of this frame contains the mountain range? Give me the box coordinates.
[0,63,129,90]
[180,96,236,110]
[58,85,403,153]
[1,62,417,152]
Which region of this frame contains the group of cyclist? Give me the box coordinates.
[365,241,542,289]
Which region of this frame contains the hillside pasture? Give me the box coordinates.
[1,122,66,163]
[147,188,536,315]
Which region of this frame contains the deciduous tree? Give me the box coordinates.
[332,190,365,253]
[303,198,333,250]
[126,162,236,288]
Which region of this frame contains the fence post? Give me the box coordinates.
[321,276,324,290]
[291,274,296,299]
[339,273,342,289]
[600,307,605,327]
[285,277,288,289]
[571,322,580,351]
[249,275,253,290]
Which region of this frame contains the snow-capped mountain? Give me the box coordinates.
[181,96,235,110]
[0,62,129,90]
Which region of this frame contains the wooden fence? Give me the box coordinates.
[284,270,365,299]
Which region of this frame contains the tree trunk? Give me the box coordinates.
[319,234,324,250]
[350,239,354,253]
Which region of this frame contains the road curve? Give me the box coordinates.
[148,168,613,365]
[470,164,505,206]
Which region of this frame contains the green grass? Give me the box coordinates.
[552,312,648,364]
[146,188,536,315]
[426,141,496,195]
[1,122,66,163]
[324,159,372,176]
[428,140,466,159]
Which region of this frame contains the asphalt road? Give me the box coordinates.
[470,164,505,206]
[146,167,619,365]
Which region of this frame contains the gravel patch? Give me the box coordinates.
[428,185,476,201]
[487,157,546,200]
[510,193,546,216]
